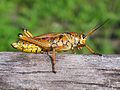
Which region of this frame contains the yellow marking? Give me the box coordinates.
[23,48,32,53]
[23,29,33,38]
[24,30,30,37]
[26,30,33,37]
[64,34,71,43]
[32,48,37,53]
[52,44,57,47]
[57,41,63,46]
[64,33,75,44]
[36,47,42,53]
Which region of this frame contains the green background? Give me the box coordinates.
[0,0,120,54]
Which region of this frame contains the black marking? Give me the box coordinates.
[82,34,85,39]
[18,33,23,37]
[93,53,102,56]
[11,44,16,49]
[61,39,64,43]
[57,35,64,43]
[59,35,63,39]
[21,45,24,52]
[22,41,24,44]
[64,32,71,34]
[30,49,32,52]
[21,27,28,31]
[71,44,74,49]
[77,41,80,45]
[50,45,53,51]
[36,47,38,53]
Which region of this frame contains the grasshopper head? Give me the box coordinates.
[79,34,86,45]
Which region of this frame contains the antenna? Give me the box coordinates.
[85,19,109,39]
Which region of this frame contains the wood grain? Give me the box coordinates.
[0,52,120,90]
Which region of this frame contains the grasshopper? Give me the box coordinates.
[11,20,108,73]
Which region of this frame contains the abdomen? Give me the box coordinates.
[11,41,42,53]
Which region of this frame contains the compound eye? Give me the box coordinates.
[82,34,86,39]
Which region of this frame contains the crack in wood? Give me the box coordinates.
[15,71,52,74]
[51,80,120,89]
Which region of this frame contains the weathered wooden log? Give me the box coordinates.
[0,52,120,90]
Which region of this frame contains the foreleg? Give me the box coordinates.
[85,45,102,56]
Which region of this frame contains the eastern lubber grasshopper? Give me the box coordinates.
[11,19,109,73]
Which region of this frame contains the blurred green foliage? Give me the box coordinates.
[0,0,120,54]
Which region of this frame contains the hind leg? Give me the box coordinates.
[22,28,33,38]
